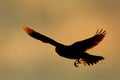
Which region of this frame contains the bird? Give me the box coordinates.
[23,26,106,67]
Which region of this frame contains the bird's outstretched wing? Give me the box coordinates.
[71,29,106,51]
[23,26,60,46]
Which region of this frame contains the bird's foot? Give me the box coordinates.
[74,59,81,67]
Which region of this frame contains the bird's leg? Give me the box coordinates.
[74,59,81,67]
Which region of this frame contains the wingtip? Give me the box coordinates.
[23,26,34,35]
[23,25,29,31]
[95,29,107,36]
[23,25,30,30]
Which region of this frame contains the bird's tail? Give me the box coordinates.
[81,52,104,66]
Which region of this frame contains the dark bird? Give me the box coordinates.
[23,26,106,67]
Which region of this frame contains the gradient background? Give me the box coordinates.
[0,0,120,80]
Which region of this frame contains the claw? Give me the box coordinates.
[74,59,81,67]
[74,61,78,67]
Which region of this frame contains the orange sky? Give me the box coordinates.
[0,0,120,80]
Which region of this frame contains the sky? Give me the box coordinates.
[0,0,120,80]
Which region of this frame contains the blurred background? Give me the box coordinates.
[0,0,120,80]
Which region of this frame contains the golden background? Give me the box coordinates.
[0,0,120,80]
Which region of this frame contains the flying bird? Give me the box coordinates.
[23,26,106,67]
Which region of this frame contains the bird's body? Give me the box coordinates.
[55,44,83,59]
[23,26,106,67]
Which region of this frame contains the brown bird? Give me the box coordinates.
[23,26,106,67]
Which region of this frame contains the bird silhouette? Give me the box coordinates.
[23,26,106,67]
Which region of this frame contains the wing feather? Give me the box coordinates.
[71,29,106,51]
[23,26,60,46]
